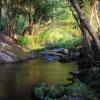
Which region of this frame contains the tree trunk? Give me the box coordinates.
[22,14,35,36]
[28,15,35,35]
[90,0,100,31]
[69,0,100,56]
[9,18,15,39]
[5,15,9,34]
[0,0,2,30]
[31,21,36,35]
[94,0,100,31]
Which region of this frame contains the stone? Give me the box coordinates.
[63,49,69,54]
[0,42,9,48]
[0,52,15,62]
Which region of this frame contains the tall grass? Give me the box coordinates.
[1,10,82,51]
[18,19,82,50]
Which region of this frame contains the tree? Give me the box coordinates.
[69,0,100,59]
[20,0,65,36]
[0,0,68,37]
[90,0,100,31]
[0,0,2,30]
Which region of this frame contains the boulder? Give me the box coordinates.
[0,42,18,63]
[0,52,16,63]
[63,49,69,54]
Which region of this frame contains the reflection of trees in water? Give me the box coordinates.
[4,64,18,100]
[0,59,78,100]
[0,64,30,100]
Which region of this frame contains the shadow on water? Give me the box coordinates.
[0,58,78,100]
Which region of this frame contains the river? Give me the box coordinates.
[0,58,78,100]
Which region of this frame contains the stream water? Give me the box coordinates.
[0,58,78,100]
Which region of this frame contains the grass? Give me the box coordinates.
[1,9,82,51]
[18,18,82,50]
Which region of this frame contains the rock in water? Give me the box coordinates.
[0,52,15,63]
[63,49,69,54]
[0,41,18,63]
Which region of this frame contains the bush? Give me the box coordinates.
[32,79,97,100]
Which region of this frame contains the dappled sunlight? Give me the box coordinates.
[18,22,82,50]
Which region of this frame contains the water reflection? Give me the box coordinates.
[0,58,78,100]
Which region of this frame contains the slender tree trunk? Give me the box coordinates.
[5,15,10,35]
[31,22,35,35]
[22,13,37,36]
[10,18,15,39]
[0,0,2,30]
[69,0,100,55]
[90,0,100,30]
[22,14,35,36]
[28,14,35,35]
[90,3,95,26]
[95,0,100,31]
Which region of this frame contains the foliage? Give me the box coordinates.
[0,0,83,51]
[18,21,82,50]
[18,9,82,50]
[66,79,97,100]
[78,68,100,98]
[18,35,44,50]
[32,79,97,100]
[0,0,68,31]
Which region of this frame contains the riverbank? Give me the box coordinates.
[0,35,100,100]
[0,34,31,63]
[0,34,79,64]
[32,79,98,100]
[31,48,100,100]
[32,65,100,100]
[0,58,78,100]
